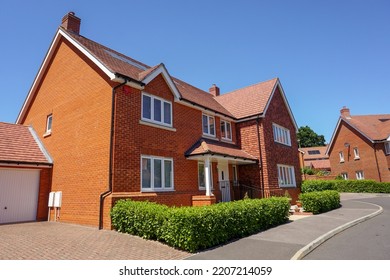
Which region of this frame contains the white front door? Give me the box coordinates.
[218,162,231,202]
[0,168,40,224]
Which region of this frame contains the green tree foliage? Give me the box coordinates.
[297,125,326,147]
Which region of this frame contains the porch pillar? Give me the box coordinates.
[204,156,212,196]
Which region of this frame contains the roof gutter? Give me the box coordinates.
[99,78,130,230]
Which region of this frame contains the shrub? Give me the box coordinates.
[299,190,340,214]
[302,180,390,193]
[110,200,168,240]
[111,197,290,253]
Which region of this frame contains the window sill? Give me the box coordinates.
[221,138,234,144]
[354,157,360,160]
[43,131,52,138]
[339,160,345,163]
[279,185,297,188]
[202,134,218,140]
[141,189,175,193]
[139,120,176,132]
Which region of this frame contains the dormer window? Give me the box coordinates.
[202,114,215,137]
[142,93,172,127]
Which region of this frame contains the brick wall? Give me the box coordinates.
[329,121,390,182]
[21,38,112,227]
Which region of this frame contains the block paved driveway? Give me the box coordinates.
[0,222,192,260]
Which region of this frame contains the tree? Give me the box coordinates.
[297,125,326,147]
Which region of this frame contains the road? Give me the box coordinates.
[304,196,390,260]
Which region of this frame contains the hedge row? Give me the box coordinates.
[299,190,340,214]
[111,197,290,253]
[301,180,390,193]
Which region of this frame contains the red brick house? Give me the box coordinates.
[326,107,390,182]
[299,146,331,172]
[14,12,300,229]
[0,122,52,224]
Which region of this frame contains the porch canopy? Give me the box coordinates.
[185,138,257,196]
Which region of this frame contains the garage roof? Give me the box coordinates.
[0,122,53,166]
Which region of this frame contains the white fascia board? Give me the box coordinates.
[16,29,117,124]
[262,79,299,131]
[142,64,181,100]
[28,126,54,164]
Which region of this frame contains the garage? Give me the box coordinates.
[0,168,41,224]
[0,122,53,224]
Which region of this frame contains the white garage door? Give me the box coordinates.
[0,168,40,224]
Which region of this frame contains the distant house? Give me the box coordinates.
[299,146,331,172]
[326,107,390,182]
[10,12,301,228]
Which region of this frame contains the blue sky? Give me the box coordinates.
[0,0,389,142]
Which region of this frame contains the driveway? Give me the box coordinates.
[0,222,192,260]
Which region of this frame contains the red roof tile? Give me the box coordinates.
[185,138,257,161]
[0,122,52,165]
[342,114,390,141]
[215,78,278,119]
[300,146,329,160]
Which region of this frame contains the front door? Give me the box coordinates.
[218,162,231,202]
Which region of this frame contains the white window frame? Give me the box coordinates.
[141,93,172,127]
[272,123,291,146]
[277,164,296,187]
[341,173,348,180]
[385,142,390,155]
[221,119,232,141]
[339,151,345,163]
[44,114,52,135]
[356,170,364,180]
[141,155,174,192]
[202,114,216,137]
[353,147,360,160]
[198,161,213,190]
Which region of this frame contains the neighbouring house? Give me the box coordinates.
[326,107,390,182]
[12,12,301,229]
[0,122,52,224]
[299,146,331,172]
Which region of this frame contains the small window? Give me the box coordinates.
[141,156,173,191]
[273,123,291,146]
[353,147,360,160]
[45,114,52,134]
[341,173,348,180]
[142,93,172,127]
[277,164,296,187]
[385,142,390,155]
[339,151,345,163]
[202,114,215,137]
[356,171,364,180]
[221,120,232,140]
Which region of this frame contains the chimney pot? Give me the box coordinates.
[209,84,220,97]
[340,106,351,119]
[61,12,81,34]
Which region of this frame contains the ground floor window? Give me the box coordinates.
[198,161,213,189]
[277,164,296,187]
[356,170,364,180]
[341,173,348,180]
[141,156,173,191]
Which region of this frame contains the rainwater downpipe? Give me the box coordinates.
[373,143,382,182]
[98,79,128,230]
[256,115,265,198]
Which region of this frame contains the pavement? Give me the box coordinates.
[187,193,385,260]
[0,193,385,260]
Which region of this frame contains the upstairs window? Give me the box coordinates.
[277,164,296,187]
[221,120,232,141]
[339,151,345,163]
[385,142,390,155]
[202,114,215,137]
[45,114,52,134]
[273,123,291,146]
[142,93,172,127]
[353,147,360,160]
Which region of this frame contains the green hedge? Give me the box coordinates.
[111,197,290,253]
[299,190,340,214]
[301,180,390,193]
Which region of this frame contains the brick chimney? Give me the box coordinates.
[61,12,81,34]
[209,84,220,97]
[340,106,351,119]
